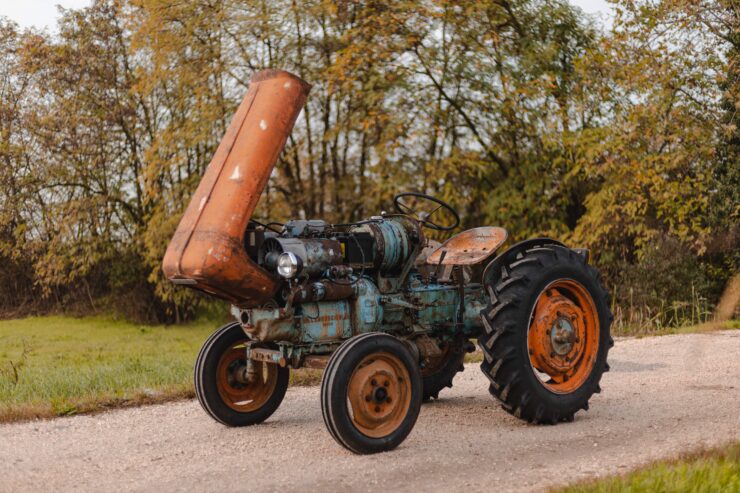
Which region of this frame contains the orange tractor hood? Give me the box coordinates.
[162,69,311,306]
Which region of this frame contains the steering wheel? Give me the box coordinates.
[393,192,460,231]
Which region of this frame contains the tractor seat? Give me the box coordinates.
[426,227,508,266]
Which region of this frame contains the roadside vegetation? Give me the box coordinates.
[0,316,212,422]
[0,0,737,333]
[0,316,324,422]
[553,442,740,493]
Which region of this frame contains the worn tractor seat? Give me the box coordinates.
[426,227,508,266]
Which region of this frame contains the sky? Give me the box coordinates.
[0,0,613,31]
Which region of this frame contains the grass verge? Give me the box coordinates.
[552,442,740,493]
[0,316,323,423]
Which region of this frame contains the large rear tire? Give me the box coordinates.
[194,323,289,426]
[321,333,423,454]
[478,245,613,424]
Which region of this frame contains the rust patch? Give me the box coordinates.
[303,355,330,369]
[426,227,507,266]
[162,70,311,306]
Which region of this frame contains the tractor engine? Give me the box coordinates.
[236,214,487,356]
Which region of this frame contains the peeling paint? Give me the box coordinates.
[283,81,292,89]
[230,166,241,181]
[198,197,207,211]
[259,119,268,131]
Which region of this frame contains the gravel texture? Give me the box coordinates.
[1,330,738,492]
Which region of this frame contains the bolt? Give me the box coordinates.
[550,352,556,358]
[371,379,377,386]
[557,311,563,318]
[575,337,580,343]
[375,406,381,412]
[528,349,534,355]
[386,397,392,403]
[365,395,372,402]
[383,380,389,387]
[546,329,551,335]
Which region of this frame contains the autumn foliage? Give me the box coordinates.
[0,0,736,326]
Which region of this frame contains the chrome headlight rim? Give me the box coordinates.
[276,251,302,279]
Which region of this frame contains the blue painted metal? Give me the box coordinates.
[375,219,410,273]
[298,301,352,342]
[350,278,384,334]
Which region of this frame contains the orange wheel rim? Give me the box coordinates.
[216,341,278,412]
[527,279,600,394]
[347,352,412,438]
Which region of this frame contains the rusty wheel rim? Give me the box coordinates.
[347,352,412,438]
[216,341,278,412]
[527,279,600,394]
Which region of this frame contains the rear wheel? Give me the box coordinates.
[321,333,423,454]
[478,245,613,424]
[420,339,465,401]
[194,323,289,426]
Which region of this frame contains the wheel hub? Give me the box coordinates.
[216,343,278,412]
[551,317,577,355]
[347,353,411,438]
[527,280,600,393]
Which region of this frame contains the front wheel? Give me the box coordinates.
[321,333,423,454]
[194,323,289,426]
[478,245,613,424]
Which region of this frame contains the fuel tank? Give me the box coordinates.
[162,70,311,306]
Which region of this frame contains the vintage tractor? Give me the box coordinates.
[163,70,613,454]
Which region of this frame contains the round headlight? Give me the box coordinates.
[276,252,302,279]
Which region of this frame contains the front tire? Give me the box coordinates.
[321,333,423,454]
[479,245,613,424]
[194,323,289,426]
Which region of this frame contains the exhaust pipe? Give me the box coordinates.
[162,69,311,306]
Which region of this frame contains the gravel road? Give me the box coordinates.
[1,331,738,493]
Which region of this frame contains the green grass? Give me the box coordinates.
[0,315,327,422]
[0,316,217,421]
[553,442,740,493]
[629,319,739,338]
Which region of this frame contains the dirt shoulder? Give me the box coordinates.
[1,331,738,493]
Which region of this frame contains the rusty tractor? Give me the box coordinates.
[163,70,613,454]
